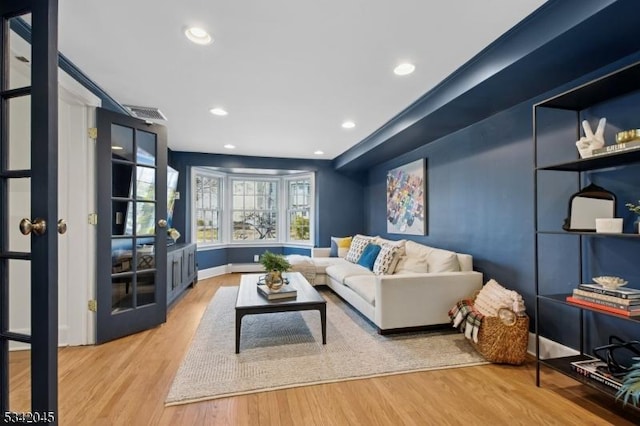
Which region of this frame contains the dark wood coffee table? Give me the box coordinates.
[235,272,326,353]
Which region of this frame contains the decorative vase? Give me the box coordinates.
[635,216,640,234]
[265,271,284,292]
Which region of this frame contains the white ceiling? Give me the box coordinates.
[57,0,546,160]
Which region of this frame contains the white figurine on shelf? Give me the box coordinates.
[575,117,606,158]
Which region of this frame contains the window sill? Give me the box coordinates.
[195,242,314,251]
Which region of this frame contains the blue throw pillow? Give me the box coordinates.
[357,244,381,270]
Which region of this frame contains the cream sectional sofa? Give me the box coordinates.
[288,237,483,333]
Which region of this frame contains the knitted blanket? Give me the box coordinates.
[448,299,484,343]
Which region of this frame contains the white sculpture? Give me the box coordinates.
[576,117,606,158]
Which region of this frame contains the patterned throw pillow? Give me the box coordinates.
[345,235,371,263]
[330,236,352,258]
[373,244,400,275]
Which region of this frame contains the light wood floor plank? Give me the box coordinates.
[9,273,640,425]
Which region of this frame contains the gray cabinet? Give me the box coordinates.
[167,243,197,305]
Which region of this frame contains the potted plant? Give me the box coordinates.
[259,251,291,291]
[625,200,640,233]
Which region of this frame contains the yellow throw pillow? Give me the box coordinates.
[330,236,352,258]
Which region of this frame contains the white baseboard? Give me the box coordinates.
[527,333,579,359]
[9,325,70,351]
[228,263,265,273]
[198,265,228,280]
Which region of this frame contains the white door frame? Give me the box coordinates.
[58,70,100,345]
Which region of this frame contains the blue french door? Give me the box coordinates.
[96,107,168,344]
[0,0,60,423]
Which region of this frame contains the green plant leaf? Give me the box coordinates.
[616,358,640,407]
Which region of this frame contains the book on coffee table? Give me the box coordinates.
[257,284,297,300]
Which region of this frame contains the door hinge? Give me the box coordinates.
[88,213,98,225]
[88,299,97,312]
[88,127,97,139]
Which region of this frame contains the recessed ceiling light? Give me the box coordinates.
[341,121,356,129]
[210,107,228,116]
[394,63,415,76]
[111,145,123,150]
[223,144,235,149]
[184,27,213,45]
[314,150,324,155]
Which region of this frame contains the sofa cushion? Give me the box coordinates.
[344,275,376,306]
[330,236,352,258]
[427,248,460,273]
[311,257,346,274]
[396,240,460,273]
[326,262,373,284]
[394,255,429,273]
[345,234,372,263]
[357,244,381,270]
[372,244,401,275]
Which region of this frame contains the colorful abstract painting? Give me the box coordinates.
[386,159,426,235]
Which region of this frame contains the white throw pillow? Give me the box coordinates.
[394,255,429,273]
[427,248,460,273]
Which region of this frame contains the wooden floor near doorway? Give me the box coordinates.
[9,273,640,425]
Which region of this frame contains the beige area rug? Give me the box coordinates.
[166,286,487,406]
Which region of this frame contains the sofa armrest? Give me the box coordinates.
[374,271,483,330]
[312,247,331,258]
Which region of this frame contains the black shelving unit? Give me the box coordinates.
[533,60,640,409]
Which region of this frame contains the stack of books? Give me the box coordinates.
[592,139,640,156]
[570,357,622,391]
[566,283,640,316]
[257,284,297,300]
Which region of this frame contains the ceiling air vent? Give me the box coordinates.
[123,105,167,121]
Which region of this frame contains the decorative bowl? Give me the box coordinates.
[593,276,628,289]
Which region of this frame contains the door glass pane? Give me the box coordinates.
[112,200,128,236]
[112,239,134,313]
[136,129,156,166]
[135,166,156,200]
[124,201,135,235]
[135,202,156,235]
[111,124,134,161]
[112,238,133,274]
[8,15,32,90]
[7,95,30,170]
[8,178,30,252]
[136,271,155,307]
[112,276,133,313]
[112,162,133,198]
[8,259,30,334]
[8,343,31,412]
[136,245,155,272]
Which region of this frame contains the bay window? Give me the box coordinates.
[191,169,313,247]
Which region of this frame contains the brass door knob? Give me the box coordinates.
[157,219,167,228]
[19,218,47,236]
[57,219,67,235]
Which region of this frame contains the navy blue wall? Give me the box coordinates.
[364,54,640,348]
[365,101,535,307]
[167,152,365,269]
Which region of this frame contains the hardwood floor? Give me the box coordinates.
[9,274,640,425]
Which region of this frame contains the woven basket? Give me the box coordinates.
[471,310,529,365]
